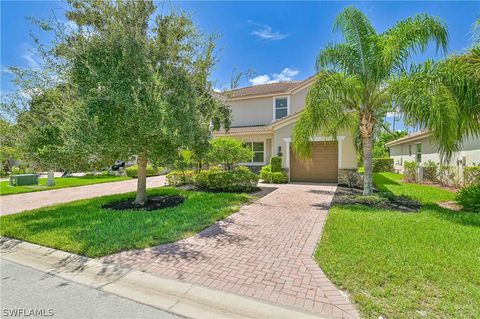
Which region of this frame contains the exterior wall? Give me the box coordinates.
[289,86,309,114]
[390,135,480,173]
[228,97,273,127]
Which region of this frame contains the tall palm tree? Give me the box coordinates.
[293,7,449,195]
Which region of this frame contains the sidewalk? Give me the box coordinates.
[0,176,166,215]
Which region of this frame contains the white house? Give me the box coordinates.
[385,130,480,173]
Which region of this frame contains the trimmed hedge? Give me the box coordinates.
[166,170,195,186]
[270,156,282,173]
[372,158,394,173]
[456,183,480,212]
[464,166,480,186]
[259,165,288,184]
[125,164,157,178]
[195,166,258,192]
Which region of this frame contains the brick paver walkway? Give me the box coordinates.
[102,183,359,319]
[0,176,166,215]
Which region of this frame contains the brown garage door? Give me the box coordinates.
[290,141,338,183]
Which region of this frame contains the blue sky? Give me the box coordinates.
[1,1,479,129]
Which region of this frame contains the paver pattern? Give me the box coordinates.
[0,176,166,215]
[102,183,358,319]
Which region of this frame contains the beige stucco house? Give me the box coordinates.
[386,130,480,173]
[214,77,358,183]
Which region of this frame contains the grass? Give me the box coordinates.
[0,187,251,257]
[316,172,480,319]
[0,175,131,196]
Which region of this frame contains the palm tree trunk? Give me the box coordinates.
[362,135,374,195]
[134,154,148,205]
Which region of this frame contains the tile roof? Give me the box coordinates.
[385,130,430,147]
[213,125,272,136]
[224,81,302,98]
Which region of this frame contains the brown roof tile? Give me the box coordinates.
[213,125,272,136]
[224,81,301,98]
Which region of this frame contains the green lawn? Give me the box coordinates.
[0,187,250,257]
[0,175,131,196]
[316,173,480,319]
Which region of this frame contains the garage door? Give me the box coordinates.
[290,141,338,183]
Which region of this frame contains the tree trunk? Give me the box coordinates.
[133,154,148,205]
[47,170,55,186]
[362,135,374,195]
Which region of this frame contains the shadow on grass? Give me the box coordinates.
[427,204,480,228]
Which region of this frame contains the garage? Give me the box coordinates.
[290,141,338,183]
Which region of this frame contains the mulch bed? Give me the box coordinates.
[102,195,185,211]
[332,186,421,213]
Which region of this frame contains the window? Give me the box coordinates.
[274,97,288,120]
[415,143,422,163]
[245,142,265,163]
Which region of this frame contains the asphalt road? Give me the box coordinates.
[0,259,183,319]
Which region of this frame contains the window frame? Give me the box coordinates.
[241,141,266,165]
[272,96,290,121]
[415,143,422,163]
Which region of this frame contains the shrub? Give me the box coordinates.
[10,165,35,175]
[125,164,157,178]
[166,170,195,186]
[404,161,418,182]
[422,160,438,182]
[208,138,253,171]
[270,156,282,173]
[195,166,258,192]
[372,158,394,173]
[464,166,480,186]
[259,165,288,184]
[456,183,480,212]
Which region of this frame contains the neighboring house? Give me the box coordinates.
[214,77,358,183]
[386,130,480,173]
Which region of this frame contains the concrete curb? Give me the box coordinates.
[1,238,330,319]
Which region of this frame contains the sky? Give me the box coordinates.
[1,1,479,130]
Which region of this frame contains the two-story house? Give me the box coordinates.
[214,76,358,183]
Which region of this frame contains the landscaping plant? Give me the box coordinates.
[195,166,258,192]
[208,137,253,171]
[456,183,480,212]
[372,158,394,173]
[125,165,158,178]
[293,7,480,195]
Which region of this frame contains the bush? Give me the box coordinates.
[270,156,282,173]
[456,183,480,212]
[259,165,288,183]
[422,160,438,182]
[208,138,253,171]
[166,170,195,186]
[372,158,394,173]
[404,161,418,182]
[125,164,157,178]
[10,165,35,175]
[464,166,480,186]
[195,166,258,192]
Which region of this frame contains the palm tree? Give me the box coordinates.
[293,7,449,195]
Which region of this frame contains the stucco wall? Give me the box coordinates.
[290,86,309,114]
[228,97,273,127]
[390,135,480,173]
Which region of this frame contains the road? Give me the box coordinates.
[0,259,182,319]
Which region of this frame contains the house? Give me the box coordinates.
[385,130,480,173]
[213,77,358,183]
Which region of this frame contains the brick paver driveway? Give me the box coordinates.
[0,176,166,216]
[103,183,359,319]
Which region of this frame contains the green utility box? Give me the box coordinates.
[9,174,39,186]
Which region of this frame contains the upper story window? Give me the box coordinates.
[274,97,289,120]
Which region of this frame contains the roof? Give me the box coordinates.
[213,125,272,136]
[385,131,430,147]
[222,75,316,99]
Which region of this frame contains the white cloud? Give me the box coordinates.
[21,43,41,69]
[249,21,290,41]
[248,68,299,85]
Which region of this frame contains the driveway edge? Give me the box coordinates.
[1,237,331,319]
